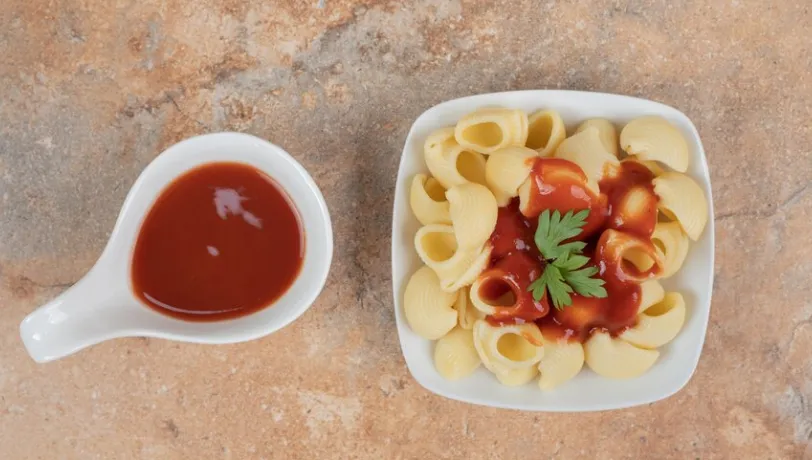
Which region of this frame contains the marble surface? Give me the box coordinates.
[1,0,811,458]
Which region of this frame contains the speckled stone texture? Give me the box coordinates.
[1,0,810,458]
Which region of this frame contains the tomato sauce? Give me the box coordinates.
[479,158,660,342]
[131,162,304,322]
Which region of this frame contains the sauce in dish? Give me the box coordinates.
[131,162,304,321]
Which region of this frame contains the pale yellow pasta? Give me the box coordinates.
[424,128,488,189]
[555,126,620,194]
[454,287,484,330]
[410,174,451,225]
[600,229,665,282]
[613,186,659,233]
[446,183,498,249]
[495,366,539,386]
[584,331,659,379]
[653,172,709,240]
[620,116,690,173]
[622,157,666,176]
[575,118,619,157]
[414,224,492,292]
[434,327,481,380]
[526,109,566,157]
[537,337,584,390]
[468,276,516,316]
[620,292,686,349]
[442,245,492,292]
[473,320,544,374]
[637,279,666,315]
[454,108,529,154]
[651,221,690,278]
[485,146,537,206]
[403,266,458,340]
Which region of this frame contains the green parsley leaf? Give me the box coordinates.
[553,253,590,271]
[528,209,608,309]
[563,266,608,298]
[527,264,573,310]
[534,209,590,260]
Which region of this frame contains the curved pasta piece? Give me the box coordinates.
[620,292,686,349]
[637,279,666,315]
[434,327,481,380]
[651,221,690,278]
[611,185,658,238]
[537,337,585,390]
[622,157,666,177]
[597,229,664,282]
[414,225,492,292]
[446,183,498,249]
[424,128,488,189]
[555,127,620,194]
[495,366,539,386]
[620,116,690,173]
[653,172,709,240]
[473,320,544,375]
[575,118,618,157]
[485,146,537,206]
[403,266,458,339]
[526,109,566,157]
[454,108,529,154]
[454,287,484,330]
[584,331,660,379]
[410,174,451,225]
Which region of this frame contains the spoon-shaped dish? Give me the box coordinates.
[20,132,333,363]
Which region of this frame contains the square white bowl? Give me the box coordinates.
[391,90,715,412]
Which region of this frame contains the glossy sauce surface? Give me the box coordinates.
[131,162,304,321]
[480,158,659,342]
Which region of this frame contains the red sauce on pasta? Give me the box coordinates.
[479,158,660,342]
[131,162,304,322]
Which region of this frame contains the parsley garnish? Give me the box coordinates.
[527,210,608,310]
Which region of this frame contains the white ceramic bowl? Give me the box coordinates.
[21,133,333,363]
[391,90,715,411]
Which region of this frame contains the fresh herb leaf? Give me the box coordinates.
[527,264,573,310]
[553,253,590,271]
[528,209,608,309]
[534,209,590,260]
[563,267,608,298]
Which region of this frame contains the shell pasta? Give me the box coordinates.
[404,108,708,390]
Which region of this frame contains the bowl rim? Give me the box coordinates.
[390,90,715,412]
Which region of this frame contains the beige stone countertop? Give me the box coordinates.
[2,1,811,459]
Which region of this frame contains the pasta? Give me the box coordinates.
[403,105,709,390]
[620,116,690,172]
[526,109,566,156]
[650,221,690,278]
[554,126,620,194]
[410,174,451,225]
[537,337,585,390]
[403,266,458,340]
[598,229,664,282]
[575,118,619,157]
[473,320,543,385]
[424,127,488,189]
[575,118,618,158]
[485,146,537,206]
[584,331,660,379]
[454,108,529,154]
[620,292,686,349]
[454,287,484,329]
[653,172,709,241]
[434,327,481,380]
[446,183,498,249]
[414,224,492,292]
